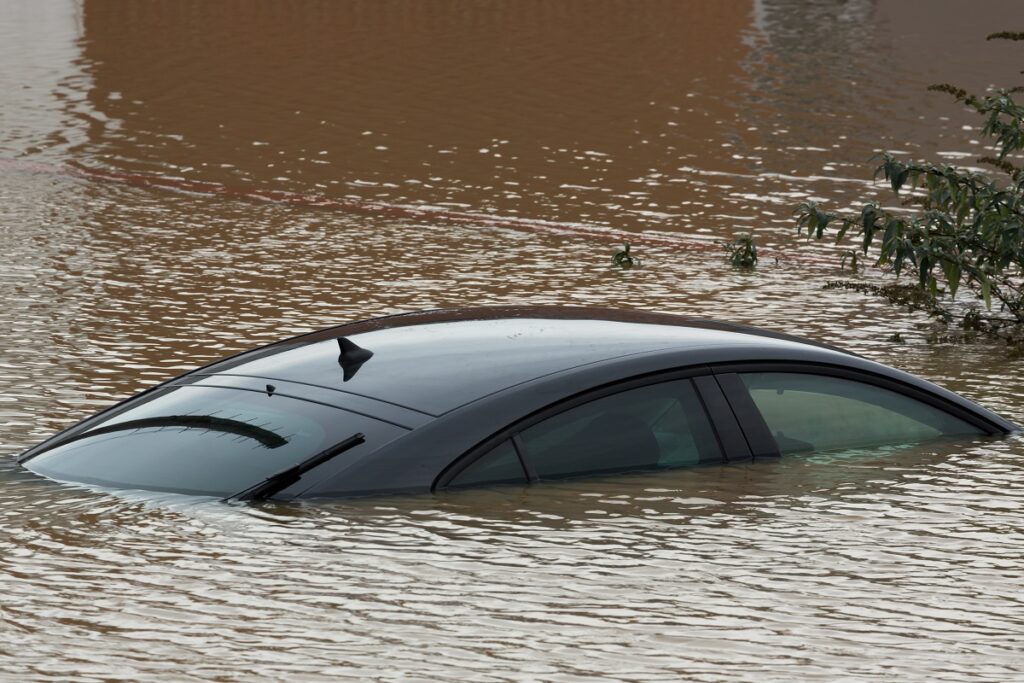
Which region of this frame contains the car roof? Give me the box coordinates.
[194,306,851,416]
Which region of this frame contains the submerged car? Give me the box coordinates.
[17,306,1019,500]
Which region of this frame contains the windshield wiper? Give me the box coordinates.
[229,432,366,502]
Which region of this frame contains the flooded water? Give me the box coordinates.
[2,1,1024,679]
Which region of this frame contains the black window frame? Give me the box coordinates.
[436,360,1005,493]
[434,367,744,491]
[711,361,1005,458]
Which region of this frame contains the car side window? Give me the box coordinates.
[737,372,983,455]
[516,379,720,480]
[448,440,527,488]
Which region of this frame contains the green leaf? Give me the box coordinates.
[861,204,877,230]
[883,218,900,250]
[956,197,971,225]
[814,208,831,238]
[835,220,850,243]
[892,168,910,194]
[942,261,962,298]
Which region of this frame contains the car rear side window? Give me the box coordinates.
[516,379,720,480]
[737,372,983,454]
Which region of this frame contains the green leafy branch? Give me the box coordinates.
[794,56,1024,331]
[794,153,1024,321]
[924,85,1024,163]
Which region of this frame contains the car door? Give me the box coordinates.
[436,371,753,490]
[710,364,991,457]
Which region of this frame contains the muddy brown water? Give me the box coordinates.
[2,1,1024,680]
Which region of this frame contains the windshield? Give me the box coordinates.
[23,386,403,496]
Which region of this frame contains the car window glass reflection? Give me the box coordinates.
[739,372,983,455]
[26,386,397,496]
[517,379,720,480]
[448,440,527,488]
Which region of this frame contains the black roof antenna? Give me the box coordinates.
[337,337,373,382]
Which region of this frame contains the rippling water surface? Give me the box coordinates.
[2,1,1024,679]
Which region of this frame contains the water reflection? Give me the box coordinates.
[4,436,1024,680]
[72,0,754,226]
[2,0,1024,679]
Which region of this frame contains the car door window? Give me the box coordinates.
[448,440,527,488]
[517,379,720,480]
[737,372,982,455]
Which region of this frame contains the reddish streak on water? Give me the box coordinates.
[0,158,834,266]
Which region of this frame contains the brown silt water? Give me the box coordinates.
[2,2,1024,680]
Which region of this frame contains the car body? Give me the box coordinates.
[17,306,1019,500]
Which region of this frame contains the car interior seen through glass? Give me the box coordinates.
[738,372,983,454]
[450,378,721,487]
